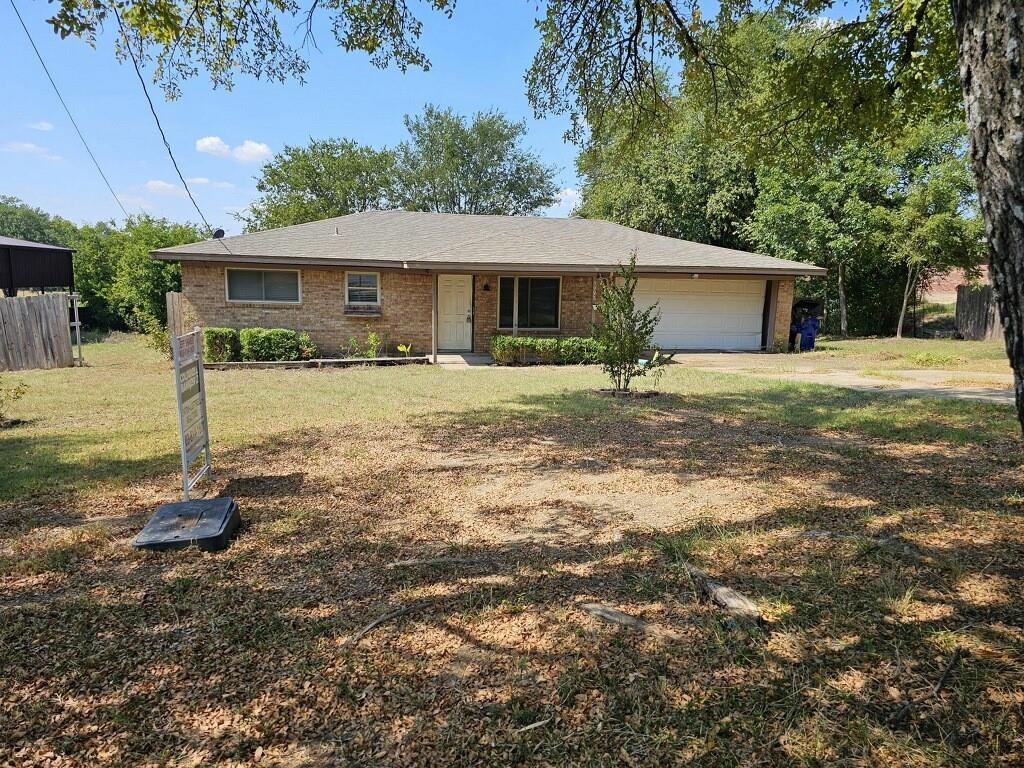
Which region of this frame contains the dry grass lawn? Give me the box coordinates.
[1,336,1022,766]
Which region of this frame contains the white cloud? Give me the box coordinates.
[187,176,235,190]
[196,135,271,163]
[195,135,231,157]
[28,121,54,132]
[231,140,271,163]
[145,179,186,197]
[544,187,581,217]
[120,195,154,212]
[2,141,60,161]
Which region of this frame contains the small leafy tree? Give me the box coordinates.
[592,252,667,392]
[0,377,28,426]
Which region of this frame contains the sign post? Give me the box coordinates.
[133,326,239,552]
[172,326,211,500]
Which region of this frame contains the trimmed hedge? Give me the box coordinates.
[203,327,241,362]
[239,327,301,362]
[490,335,604,366]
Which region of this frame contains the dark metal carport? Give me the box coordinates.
[0,235,75,297]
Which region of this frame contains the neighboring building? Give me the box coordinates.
[0,236,75,297]
[150,211,825,359]
[923,265,990,305]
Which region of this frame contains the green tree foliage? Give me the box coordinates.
[104,216,202,328]
[395,105,558,215]
[0,196,77,249]
[577,117,755,249]
[743,124,983,337]
[243,106,559,228]
[48,0,458,101]
[70,221,120,327]
[241,140,397,231]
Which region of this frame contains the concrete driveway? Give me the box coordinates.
[671,352,1016,404]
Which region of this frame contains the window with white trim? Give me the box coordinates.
[226,269,300,303]
[346,272,380,305]
[498,276,560,329]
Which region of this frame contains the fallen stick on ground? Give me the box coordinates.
[384,557,486,570]
[343,604,424,649]
[888,646,968,724]
[681,563,764,626]
[514,718,551,734]
[578,602,685,641]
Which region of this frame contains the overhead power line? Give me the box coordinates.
[112,7,215,233]
[9,0,130,218]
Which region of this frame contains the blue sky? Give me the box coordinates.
[1,1,582,232]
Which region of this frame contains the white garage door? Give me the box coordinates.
[635,277,767,350]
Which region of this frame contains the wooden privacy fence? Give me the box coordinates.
[956,285,1001,341]
[166,291,187,338]
[0,293,81,371]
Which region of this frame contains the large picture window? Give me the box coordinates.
[498,276,560,330]
[226,269,300,303]
[346,272,380,305]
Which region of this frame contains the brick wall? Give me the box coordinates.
[180,263,433,357]
[770,278,796,351]
[180,264,796,356]
[473,274,597,352]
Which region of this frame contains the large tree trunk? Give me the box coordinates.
[952,0,1024,432]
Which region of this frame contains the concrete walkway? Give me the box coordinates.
[436,353,493,369]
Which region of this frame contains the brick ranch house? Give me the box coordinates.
[151,211,825,360]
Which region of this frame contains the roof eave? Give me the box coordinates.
[149,250,826,277]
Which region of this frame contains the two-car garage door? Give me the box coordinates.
[634,277,768,350]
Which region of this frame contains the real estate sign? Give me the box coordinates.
[172,327,211,499]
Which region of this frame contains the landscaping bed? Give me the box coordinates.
[204,356,430,370]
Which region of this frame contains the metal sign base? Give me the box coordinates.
[134,497,240,552]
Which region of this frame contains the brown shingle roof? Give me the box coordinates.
[150,211,825,276]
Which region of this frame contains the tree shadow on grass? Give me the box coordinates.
[2,384,1021,765]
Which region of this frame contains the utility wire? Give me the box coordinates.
[113,6,216,234]
[9,0,130,218]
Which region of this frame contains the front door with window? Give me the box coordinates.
[438,274,473,351]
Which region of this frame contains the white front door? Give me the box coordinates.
[438,274,473,351]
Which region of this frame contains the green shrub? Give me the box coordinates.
[297,332,318,361]
[204,327,240,362]
[533,338,559,364]
[239,327,300,361]
[558,336,604,364]
[133,312,172,359]
[0,376,28,426]
[489,335,605,366]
